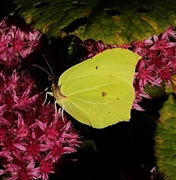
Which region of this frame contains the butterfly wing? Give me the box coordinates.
[54,48,140,128]
[59,48,139,85]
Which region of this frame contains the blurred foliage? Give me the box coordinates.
[144,83,166,98]
[155,95,176,180]
[13,0,176,45]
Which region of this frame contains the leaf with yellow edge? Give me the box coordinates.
[13,0,176,44]
[155,95,176,180]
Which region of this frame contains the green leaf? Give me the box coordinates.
[13,0,176,44]
[144,83,165,98]
[155,95,176,179]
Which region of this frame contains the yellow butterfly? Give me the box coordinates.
[49,48,140,128]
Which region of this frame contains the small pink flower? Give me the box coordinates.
[0,17,41,67]
[0,17,80,180]
[78,39,106,59]
[134,59,161,92]
[0,70,80,179]
[158,68,173,81]
[40,161,54,180]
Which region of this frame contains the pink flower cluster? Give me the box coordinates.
[76,27,176,110]
[0,17,41,67]
[0,17,80,180]
[131,27,176,110]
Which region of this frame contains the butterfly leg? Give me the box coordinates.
[44,88,54,105]
[57,105,65,123]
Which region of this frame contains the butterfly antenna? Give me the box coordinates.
[32,64,53,77]
[42,54,55,78]
[32,54,55,80]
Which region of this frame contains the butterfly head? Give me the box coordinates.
[51,83,67,106]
